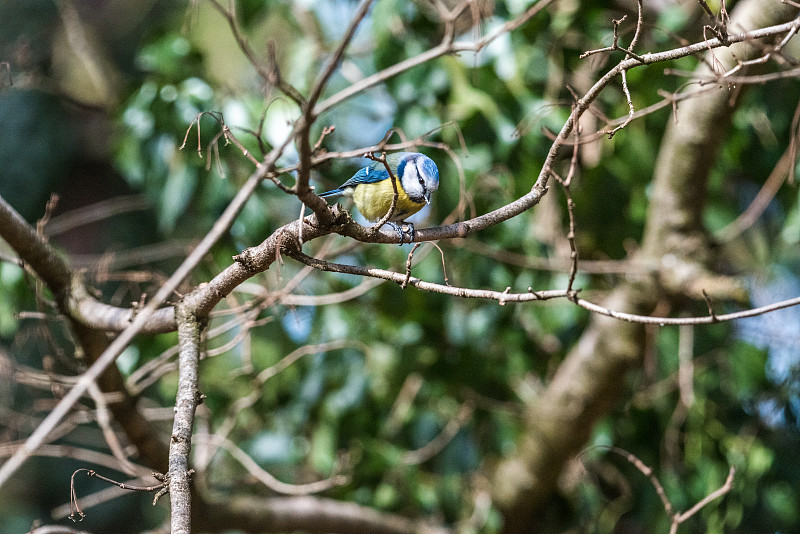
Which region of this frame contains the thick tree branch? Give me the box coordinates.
[0,195,72,291]
[194,494,450,534]
[168,304,203,534]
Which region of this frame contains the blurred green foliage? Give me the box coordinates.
[2,1,800,533]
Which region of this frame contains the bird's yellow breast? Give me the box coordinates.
[351,180,426,222]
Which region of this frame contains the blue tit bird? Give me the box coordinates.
[319,152,440,243]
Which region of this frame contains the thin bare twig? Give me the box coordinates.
[402,243,423,289]
[402,402,475,465]
[36,194,60,240]
[574,293,800,325]
[70,469,167,521]
[287,247,563,302]
[207,0,306,106]
[85,382,137,476]
[551,120,581,297]
[582,446,672,516]
[716,139,795,242]
[289,244,800,325]
[308,0,374,115]
[585,446,735,533]
[670,467,736,533]
[196,433,348,495]
[45,196,150,236]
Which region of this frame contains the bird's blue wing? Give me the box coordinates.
[319,163,392,197]
[319,153,419,197]
[342,164,392,186]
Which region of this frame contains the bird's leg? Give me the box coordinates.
[387,221,415,245]
[404,222,415,243]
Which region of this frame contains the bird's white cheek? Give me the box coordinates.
[400,178,421,199]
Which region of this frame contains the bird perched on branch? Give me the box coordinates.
[318,152,440,243]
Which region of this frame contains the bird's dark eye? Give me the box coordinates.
[419,177,424,185]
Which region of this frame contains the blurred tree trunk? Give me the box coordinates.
[491,1,797,531]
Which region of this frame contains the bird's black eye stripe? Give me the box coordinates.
[411,160,428,201]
